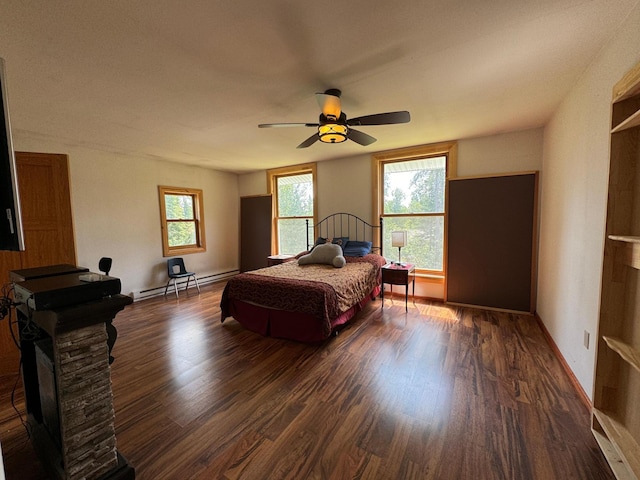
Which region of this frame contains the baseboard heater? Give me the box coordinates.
[130,270,238,301]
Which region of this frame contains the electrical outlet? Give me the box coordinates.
[584,330,590,349]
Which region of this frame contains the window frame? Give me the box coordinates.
[372,141,457,276]
[267,163,318,255]
[158,185,206,257]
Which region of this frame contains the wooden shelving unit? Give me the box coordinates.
[593,60,640,480]
[603,336,640,374]
[611,110,640,134]
[593,409,640,479]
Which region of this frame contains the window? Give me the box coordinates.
[267,163,317,255]
[373,142,457,275]
[158,186,206,256]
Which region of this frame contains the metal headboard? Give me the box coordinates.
[306,213,383,255]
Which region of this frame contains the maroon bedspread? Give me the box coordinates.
[220,254,385,338]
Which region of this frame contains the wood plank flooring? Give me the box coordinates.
[0,281,613,479]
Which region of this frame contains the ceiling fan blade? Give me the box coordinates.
[297,133,320,149]
[259,123,319,128]
[316,89,342,119]
[347,111,411,126]
[347,129,377,146]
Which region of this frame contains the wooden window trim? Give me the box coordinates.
[267,163,318,254]
[372,141,457,276]
[158,185,206,256]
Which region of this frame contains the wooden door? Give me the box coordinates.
[0,152,76,376]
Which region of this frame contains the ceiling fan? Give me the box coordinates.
[258,89,411,149]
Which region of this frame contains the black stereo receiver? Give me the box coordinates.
[9,264,89,282]
[14,272,121,310]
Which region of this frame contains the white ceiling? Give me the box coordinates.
[0,0,638,173]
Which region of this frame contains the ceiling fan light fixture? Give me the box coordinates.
[318,123,348,143]
[259,90,409,148]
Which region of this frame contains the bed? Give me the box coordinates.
[220,213,386,342]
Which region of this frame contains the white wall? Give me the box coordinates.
[13,136,239,297]
[238,154,375,220]
[538,4,640,399]
[239,128,544,300]
[238,171,265,197]
[11,121,542,307]
[457,129,543,178]
[240,128,543,198]
[317,154,372,221]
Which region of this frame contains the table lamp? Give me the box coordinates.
[391,231,407,265]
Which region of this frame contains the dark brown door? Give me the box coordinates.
[0,152,76,376]
[446,172,538,313]
[240,195,272,272]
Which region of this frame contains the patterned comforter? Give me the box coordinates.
[220,254,386,335]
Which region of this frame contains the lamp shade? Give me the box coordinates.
[319,123,348,143]
[391,231,407,248]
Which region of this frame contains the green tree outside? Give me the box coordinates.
[383,159,445,270]
[277,175,313,254]
[165,194,197,247]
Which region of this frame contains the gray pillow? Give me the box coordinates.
[332,255,346,268]
[298,243,345,268]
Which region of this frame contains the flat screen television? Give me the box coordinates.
[0,57,24,251]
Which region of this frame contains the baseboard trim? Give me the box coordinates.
[446,301,533,316]
[534,313,592,413]
[130,270,238,301]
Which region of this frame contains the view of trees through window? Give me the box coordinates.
[383,156,446,271]
[165,193,197,247]
[277,173,313,254]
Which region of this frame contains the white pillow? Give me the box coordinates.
[298,243,345,268]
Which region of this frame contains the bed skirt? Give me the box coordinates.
[225,285,380,343]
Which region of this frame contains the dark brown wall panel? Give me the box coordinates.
[446,172,538,313]
[240,195,272,272]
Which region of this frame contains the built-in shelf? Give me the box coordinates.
[593,409,640,479]
[609,235,640,243]
[612,108,640,133]
[603,336,640,374]
[594,60,640,480]
[591,429,635,480]
[608,236,640,269]
[613,62,640,102]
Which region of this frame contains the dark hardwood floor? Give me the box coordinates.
[0,281,613,479]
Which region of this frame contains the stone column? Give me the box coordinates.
[55,322,117,479]
[19,294,134,480]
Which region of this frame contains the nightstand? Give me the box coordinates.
[381,263,415,311]
[267,254,296,266]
